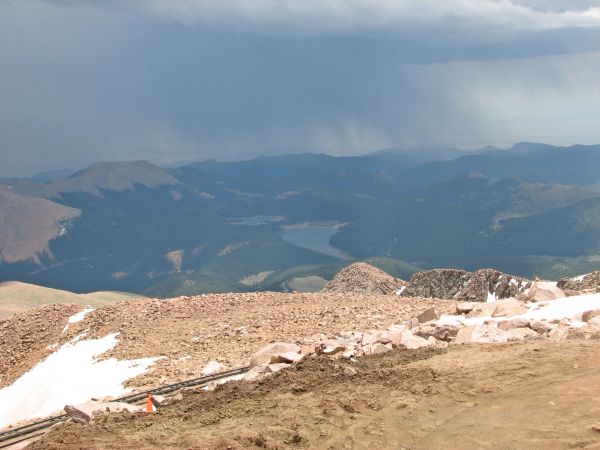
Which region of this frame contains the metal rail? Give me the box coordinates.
[0,366,249,447]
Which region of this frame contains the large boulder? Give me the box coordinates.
[558,272,600,294]
[201,360,226,376]
[491,298,528,318]
[323,263,406,295]
[523,281,565,301]
[454,324,513,344]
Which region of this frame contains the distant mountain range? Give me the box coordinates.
[1,142,600,297]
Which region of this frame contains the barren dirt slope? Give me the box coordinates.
[0,281,140,319]
[30,338,600,449]
[0,187,80,263]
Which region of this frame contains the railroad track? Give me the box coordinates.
[0,366,249,449]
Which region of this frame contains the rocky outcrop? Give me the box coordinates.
[558,272,600,294]
[401,269,471,299]
[403,268,531,302]
[323,263,406,295]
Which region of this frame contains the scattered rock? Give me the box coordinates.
[244,364,268,382]
[415,325,459,342]
[399,331,431,350]
[587,316,600,329]
[344,367,357,376]
[151,395,166,407]
[454,324,512,344]
[491,299,528,318]
[417,307,440,324]
[201,360,226,376]
[466,303,497,318]
[529,321,556,335]
[363,343,393,355]
[250,343,301,368]
[582,310,600,323]
[456,302,476,314]
[498,318,530,331]
[271,352,304,364]
[265,363,289,374]
[64,405,91,425]
[316,339,351,356]
[506,328,540,341]
[427,336,448,349]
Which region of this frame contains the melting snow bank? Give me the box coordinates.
[0,333,157,430]
[438,293,600,328]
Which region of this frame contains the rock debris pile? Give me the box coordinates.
[558,271,600,295]
[323,262,406,295]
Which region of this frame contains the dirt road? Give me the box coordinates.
[29,338,600,449]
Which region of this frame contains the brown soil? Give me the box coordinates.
[29,338,600,449]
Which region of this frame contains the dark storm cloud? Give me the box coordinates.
[0,0,599,176]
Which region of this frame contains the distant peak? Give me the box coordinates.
[54,160,181,195]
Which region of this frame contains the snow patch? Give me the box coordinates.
[63,308,95,333]
[0,333,157,429]
[69,308,94,324]
[486,291,497,303]
[396,286,407,296]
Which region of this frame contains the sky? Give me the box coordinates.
[1,0,600,177]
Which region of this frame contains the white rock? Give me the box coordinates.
[250,343,301,368]
[399,331,432,350]
[526,281,565,302]
[201,360,226,376]
[271,352,304,364]
[265,363,289,373]
[467,303,497,318]
[243,364,268,382]
[491,298,528,318]
[426,336,448,349]
[456,302,476,314]
[587,316,600,329]
[506,328,540,341]
[454,324,512,344]
[417,307,440,324]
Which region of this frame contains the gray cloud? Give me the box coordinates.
[0,0,599,177]
[33,0,600,34]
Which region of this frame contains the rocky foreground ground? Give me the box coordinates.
[0,292,457,390]
[4,265,600,449]
[29,339,600,449]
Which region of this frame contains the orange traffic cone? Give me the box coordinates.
[146,394,155,413]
